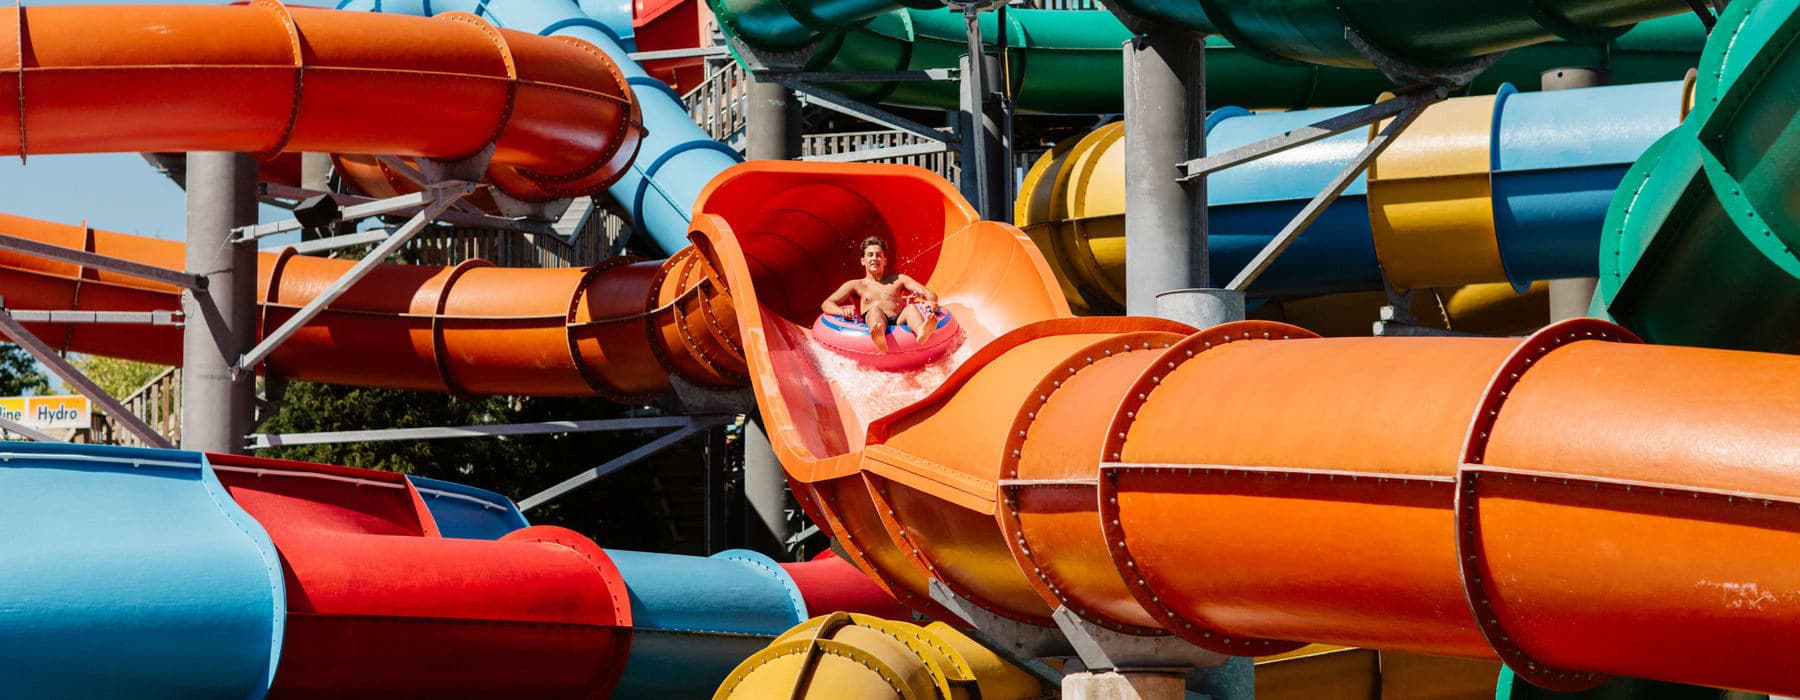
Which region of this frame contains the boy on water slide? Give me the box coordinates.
[821,237,939,354]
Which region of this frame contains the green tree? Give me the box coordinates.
[254,380,694,548]
[0,344,50,396]
[67,355,168,398]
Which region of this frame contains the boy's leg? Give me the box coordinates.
[863,308,889,353]
[898,305,933,344]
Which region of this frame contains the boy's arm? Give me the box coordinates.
[898,275,938,307]
[821,281,860,317]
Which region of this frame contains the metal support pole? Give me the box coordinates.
[1543,67,1610,322]
[742,416,792,552]
[747,78,802,161]
[956,2,1008,221]
[182,152,259,454]
[703,423,732,553]
[1123,31,1207,319]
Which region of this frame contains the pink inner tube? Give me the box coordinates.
[811,309,962,371]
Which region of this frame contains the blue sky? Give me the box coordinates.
[5,0,337,239]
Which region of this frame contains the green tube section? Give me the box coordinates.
[1112,0,1693,68]
[716,0,1704,114]
[1598,0,1800,354]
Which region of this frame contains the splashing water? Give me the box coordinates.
[800,330,977,431]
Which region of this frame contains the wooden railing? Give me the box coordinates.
[803,129,962,181]
[684,60,751,146]
[85,366,181,447]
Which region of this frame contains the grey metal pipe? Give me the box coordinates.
[180,152,259,454]
[1542,67,1610,323]
[742,417,793,550]
[747,79,802,161]
[1123,31,1207,318]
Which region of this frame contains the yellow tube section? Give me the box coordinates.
[714,613,1045,700]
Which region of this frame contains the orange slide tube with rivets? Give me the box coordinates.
[1,2,643,201]
[0,212,744,399]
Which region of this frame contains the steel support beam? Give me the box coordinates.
[0,307,170,447]
[779,78,959,146]
[1123,30,1207,317]
[1225,104,1428,292]
[236,182,473,241]
[247,415,712,449]
[0,309,182,326]
[234,184,472,375]
[627,45,730,62]
[182,151,260,454]
[0,232,206,290]
[1177,86,1445,181]
[259,183,552,235]
[517,415,735,512]
[802,141,956,163]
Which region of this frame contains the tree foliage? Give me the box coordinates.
[253,379,714,550]
[0,344,50,396]
[67,355,168,399]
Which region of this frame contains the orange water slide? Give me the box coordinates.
[1,2,642,201]
[683,163,1800,695]
[0,211,743,398]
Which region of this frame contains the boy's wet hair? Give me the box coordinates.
[860,236,889,255]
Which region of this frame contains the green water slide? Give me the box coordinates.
[712,0,1706,113]
[1598,0,1800,353]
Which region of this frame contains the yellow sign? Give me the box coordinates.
[0,395,92,430]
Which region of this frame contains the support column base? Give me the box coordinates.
[1154,288,1245,329]
[1062,670,1188,700]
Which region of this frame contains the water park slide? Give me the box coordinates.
[713,0,1705,115]
[1018,79,1690,311]
[0,440,913,698]
[335,0,743,255]
[685,160,1800,696]
[1,2,645,202]
[1596,0,1800,354]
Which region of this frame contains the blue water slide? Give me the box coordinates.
[0,442,285,699]
[1490,80,1687,290]
[338,0,741,255]
[1206,105,1384,297]
[405,474,530,539]
[608,548,810,699]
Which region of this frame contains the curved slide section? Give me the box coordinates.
[0,212,745,398]
[1018,79,1687,311]
[1599,0,1800,353]
[689,160,1800,695]
[1,2,643,202]
[715,612,1047,700]
[0,443,284,699]
[718,1,1702,114]
[337,0,742,255]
